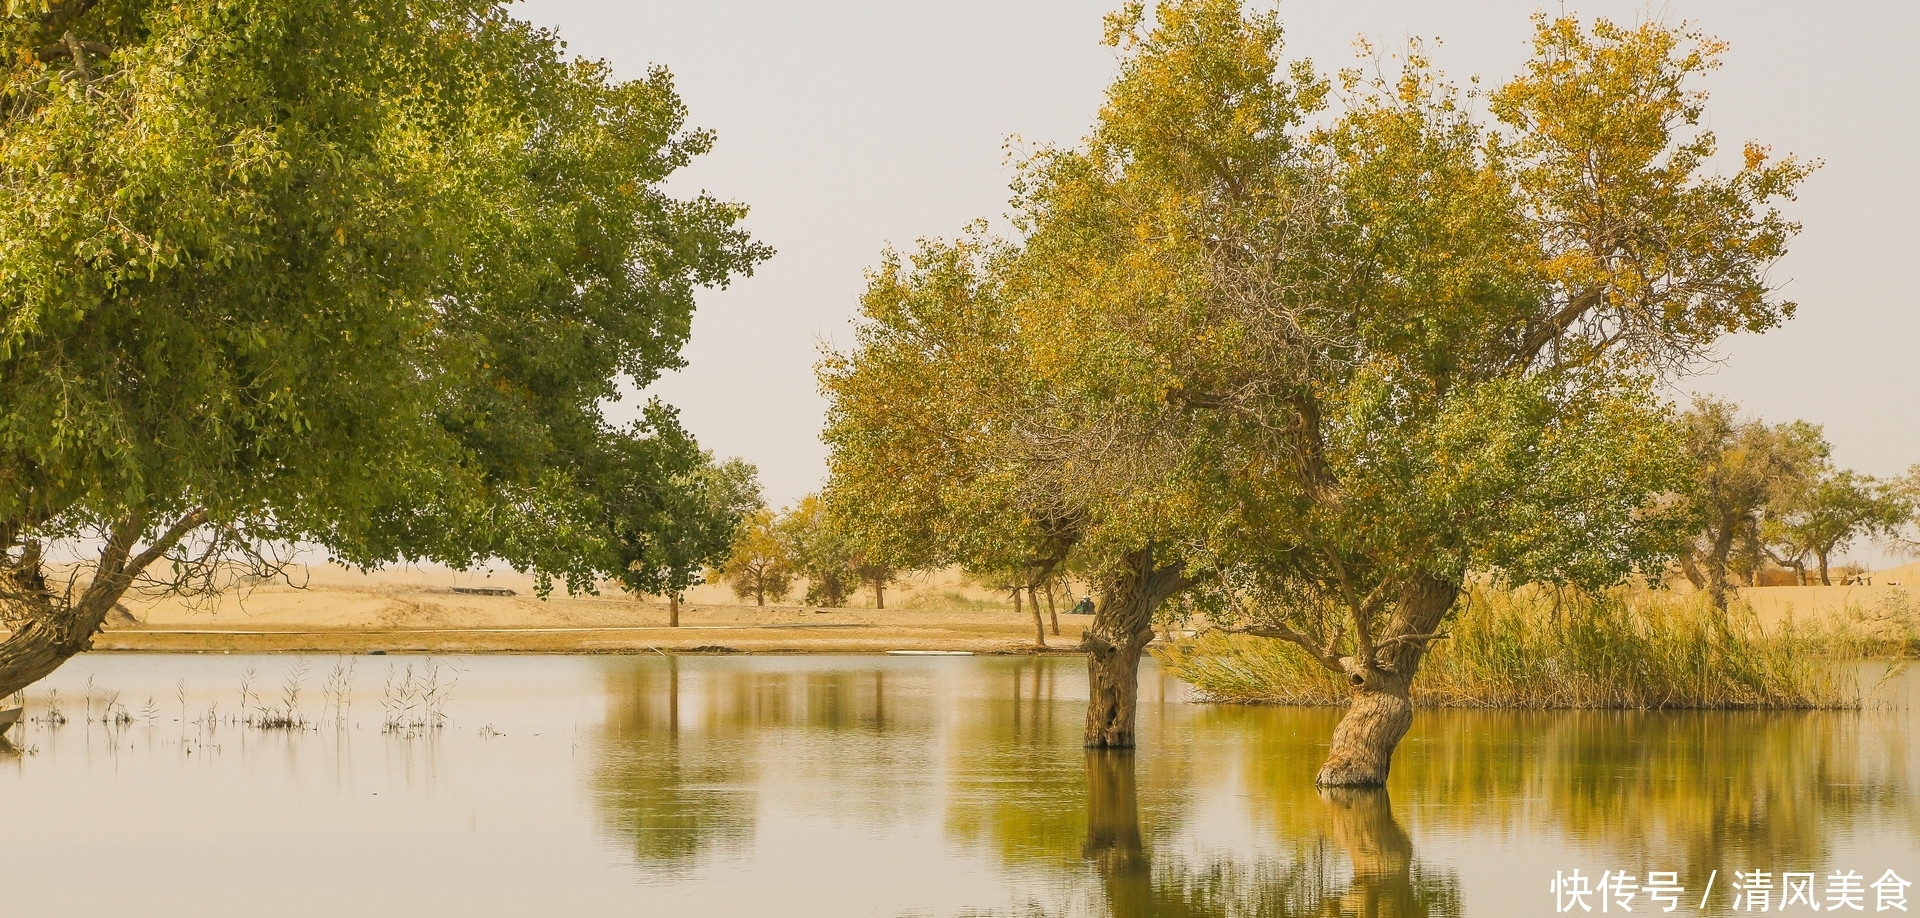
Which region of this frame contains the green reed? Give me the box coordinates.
[1159,586,1883,709]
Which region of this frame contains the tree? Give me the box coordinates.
[780,495,856,607]
[0,0,769,693]
[1178,8,1803,786]
[609,453,763,625]
[821,233,1207,746]
[1767,468,1910,586]
[1677,400,1827,602]
[718,507,793,606]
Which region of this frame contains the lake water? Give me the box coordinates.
[0,654,1915,917]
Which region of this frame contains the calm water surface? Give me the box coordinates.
[0,654,1914,917]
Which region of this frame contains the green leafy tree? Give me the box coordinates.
[609,453,762,625]
[1766,468,1910,586]
[718,507,793,606]
[780,495,856,607]
[0,0,769,692]
[1163,7,1802,786]
[1677,400,1828,602]
[821,231,1210,745]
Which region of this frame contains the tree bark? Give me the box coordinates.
[1044,581,1060,636]
[1027,585,1045,648]
[1817,550,1832,586]
[873,578,885,609]
[0,511,197,698]
[1703,525,1737,611]
[669,592,680,627]
[1082,548,1187,749]
[1315,573,1457,787]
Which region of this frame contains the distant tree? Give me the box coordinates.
[781,496,856,607]
[611,455,763,625]
[718,508,792,606]
[1766,469,1910,585]
[851,552,899,610]
[1677,400,1827,605]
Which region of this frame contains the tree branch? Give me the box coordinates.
[1227,622,1346,675]
[124,508,211,577]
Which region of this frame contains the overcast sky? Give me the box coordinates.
[514,0,1920,560]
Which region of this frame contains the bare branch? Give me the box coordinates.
[1226,622,1346,674]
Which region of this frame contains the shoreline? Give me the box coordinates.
[86,618,1098,656]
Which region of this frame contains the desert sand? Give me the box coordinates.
[89,562,1094,655]
[22,558,1913,656]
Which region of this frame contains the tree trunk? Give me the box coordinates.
[1044,581,1060,636]
[874,578,885,609]
[1703,526,1737,611]
[0,513,176,698]
[1027,585,1045,648]
[1315,574,1457,787]
[1677,550,1706,590]
[1817,550,1831,586]
[1082,548,1188,749]
[669,592,680,627]
[1084,750,1150,918]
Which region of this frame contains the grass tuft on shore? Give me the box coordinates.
[1159,587,1887,709]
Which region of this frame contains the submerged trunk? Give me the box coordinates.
[1082,548,1187,749]
[1316,574,1458,787]
[1027,585,1046,648]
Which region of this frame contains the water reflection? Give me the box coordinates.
[588,657,1913,916]
[11,654,1899,916]
[593,657,755,873]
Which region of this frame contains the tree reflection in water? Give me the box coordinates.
[581,657,1913,915]
[1081,750,1460,917]
[591,656,756,874]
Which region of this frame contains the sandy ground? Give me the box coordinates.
[86,562,1093,655]
[17,559,1914,656]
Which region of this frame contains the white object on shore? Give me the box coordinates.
[886,650,975,656]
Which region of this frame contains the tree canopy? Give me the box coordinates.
[0,0,769,693]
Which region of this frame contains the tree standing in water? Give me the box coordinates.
[821,233,1215,748]
[1118,5,1802,784]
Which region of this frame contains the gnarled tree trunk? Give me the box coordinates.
[1315,573,1458,787]
[0,511,199,698]
[1082,547,1188,749]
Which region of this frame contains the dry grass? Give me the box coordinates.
[1159,586,1890,709]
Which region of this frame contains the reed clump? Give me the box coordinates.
[1159,586,1870,709]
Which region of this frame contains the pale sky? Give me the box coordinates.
[514,1,1920,561]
